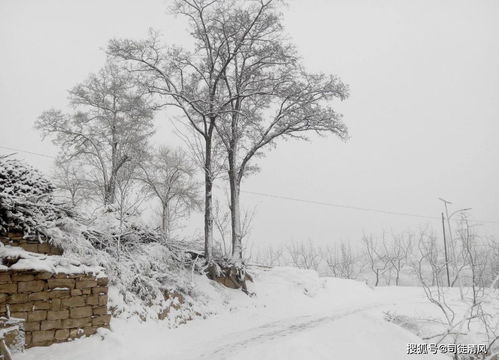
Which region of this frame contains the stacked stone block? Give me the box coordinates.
[0,271,110,347]
[0,232,63,255]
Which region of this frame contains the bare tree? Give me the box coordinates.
[108,0,348,266]
[457,215,489,305]
[51,158,90,208]
[413,232,459,344]
[253,245,284,267]
[383,232,412,286]
[36,61,156,206]
[139,147,200,240]
[487,237,499,289]
[410,230,447,287]
[214,198,256,259]
[208,0,349,264]
[108,0,272,263]
[362,234,391,286]
[213,200,231,258]
[325,242,358,279]
[412,228,499,358]
[287,240,322,272]
[114,161,146,261]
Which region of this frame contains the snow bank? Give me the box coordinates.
[0,244,105,276]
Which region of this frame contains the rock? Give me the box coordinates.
[27,310,47,322]
[0,283,17,294]
[32,330,55,345]
[18,280,45,293]
[70,306,93,319]
[61,296,85,308]
[47,278,75,289]
[75,280,97,289]
[46,310,69,321]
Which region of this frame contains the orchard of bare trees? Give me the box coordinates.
[252,215,499,293]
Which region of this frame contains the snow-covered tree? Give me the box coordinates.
[0,158,69,236]
[36,61,156,206]
[138,147,200,240]
[108,0,348,265]
[51,159,90,208]
[213,0,349,263]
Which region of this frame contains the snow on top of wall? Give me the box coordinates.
[0,244,105,277]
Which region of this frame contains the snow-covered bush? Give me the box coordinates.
[0,158,209,324]
[0,158,71,236]
[83,213,201,320]
[45,210,206,324]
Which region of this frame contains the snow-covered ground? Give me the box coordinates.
[17,267,473,360]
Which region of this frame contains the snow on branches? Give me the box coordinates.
[0,157,71,237]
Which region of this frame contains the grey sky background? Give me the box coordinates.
[1,0,498,249]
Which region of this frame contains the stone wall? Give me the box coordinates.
[0,232,63,256]
[0,270,110,348]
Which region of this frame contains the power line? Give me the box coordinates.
[241,189,439,220]
[240,189,499,225]
[0,145,56,159]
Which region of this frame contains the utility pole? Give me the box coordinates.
[438,197,471,299]
[441,212,451,287]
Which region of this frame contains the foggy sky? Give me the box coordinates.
[1,0,498,249]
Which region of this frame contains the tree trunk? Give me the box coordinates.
[229,165,243,264]
[204,135,214,263]
[107,174,117,205]
[104,182,115,206]
[106,119,118,206]
[161,202,170,241]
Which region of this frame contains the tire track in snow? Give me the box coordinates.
[191,304,382,360]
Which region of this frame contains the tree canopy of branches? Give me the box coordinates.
[108,0,348,265]
[51,159,91,209]
[212,0,348,263]
[36,61,156,207]
[139,147,200,240]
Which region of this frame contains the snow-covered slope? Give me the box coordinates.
[17,267,449,360]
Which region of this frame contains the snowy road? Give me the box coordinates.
[191,304,382,360]
[16,268,450,360]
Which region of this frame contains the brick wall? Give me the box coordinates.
[0,232,63,256]
[0,270,110,348]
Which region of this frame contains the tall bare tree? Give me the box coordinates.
[207,0,349,264]
[36,61,155,206]
[107,0,287,262]
[139,147,200,240]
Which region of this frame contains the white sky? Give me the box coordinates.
[1,0,498,249]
